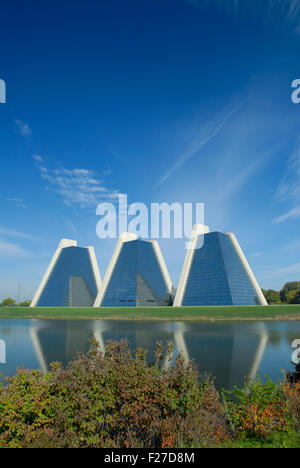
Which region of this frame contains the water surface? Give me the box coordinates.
[0,319,299,390]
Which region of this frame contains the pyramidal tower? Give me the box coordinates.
[174,225,267,307]
[94,233,173,307]
[30,239,101,307]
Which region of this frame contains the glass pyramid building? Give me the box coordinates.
[30,239,101,307]
[94,233,173,307]
[174,225,267,307]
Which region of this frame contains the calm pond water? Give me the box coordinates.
[0,319,299,390]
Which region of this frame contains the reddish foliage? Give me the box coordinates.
[0,340,229,448]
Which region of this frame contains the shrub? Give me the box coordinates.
[283,382,300,430]
[0,368,55,448]
[18,300,31,307]
[223,377,294,441]
[0,340,229,448]
[1,340,298,448]
[175,374,230,447]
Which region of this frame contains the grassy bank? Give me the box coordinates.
[1,304,300,320]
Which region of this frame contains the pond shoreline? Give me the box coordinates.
[1,305,300,321]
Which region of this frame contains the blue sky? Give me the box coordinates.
[1,0,300,301]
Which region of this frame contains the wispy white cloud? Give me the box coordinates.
[6,198,27,209]
[0,238,32,258]
[272,138,300,224]
[256,239,300,265]
[0,226,38,241]
[281,239,300,253]
[261,261,300,279]
[249,252,262,259]
[63,219,78,235]
[15,119,32,137]
[213,145,275,205]
[185,0,300,35]
[275,139,300,202]
[159,97,248,185]
[35,161,120,208]
[272,206,300,224]
[32,154,44,163]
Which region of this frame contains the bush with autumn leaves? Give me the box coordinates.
[223,377,300,446]
[0,340,299,448]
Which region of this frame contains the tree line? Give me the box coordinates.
[0,298,31,307]
[262,281,300,305]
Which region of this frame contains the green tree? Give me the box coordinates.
[18,300,31,307]
[280,282,300,303]
[1,298,16,307]
[286,290,300,305]
[262,289,281,305]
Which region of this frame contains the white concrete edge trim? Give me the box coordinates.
[29,327,49,374]
[92,322,107,355]
[151,240,173,293]
[226,233,268,306]
[30,239,77,307]
[173,224,210,307]
[173,245,195,307]
[86,246,102,294]
[174,330,190,366]
[162,326,190,370]
[93,233,137,307]
[173,226,198,307]
[248,330,269,380]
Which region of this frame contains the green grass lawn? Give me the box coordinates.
[1,304,300,320]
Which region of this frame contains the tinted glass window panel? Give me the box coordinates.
[37,247,98,307]
[182,232,258,306]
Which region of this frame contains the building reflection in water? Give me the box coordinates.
[28,320,272,390]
